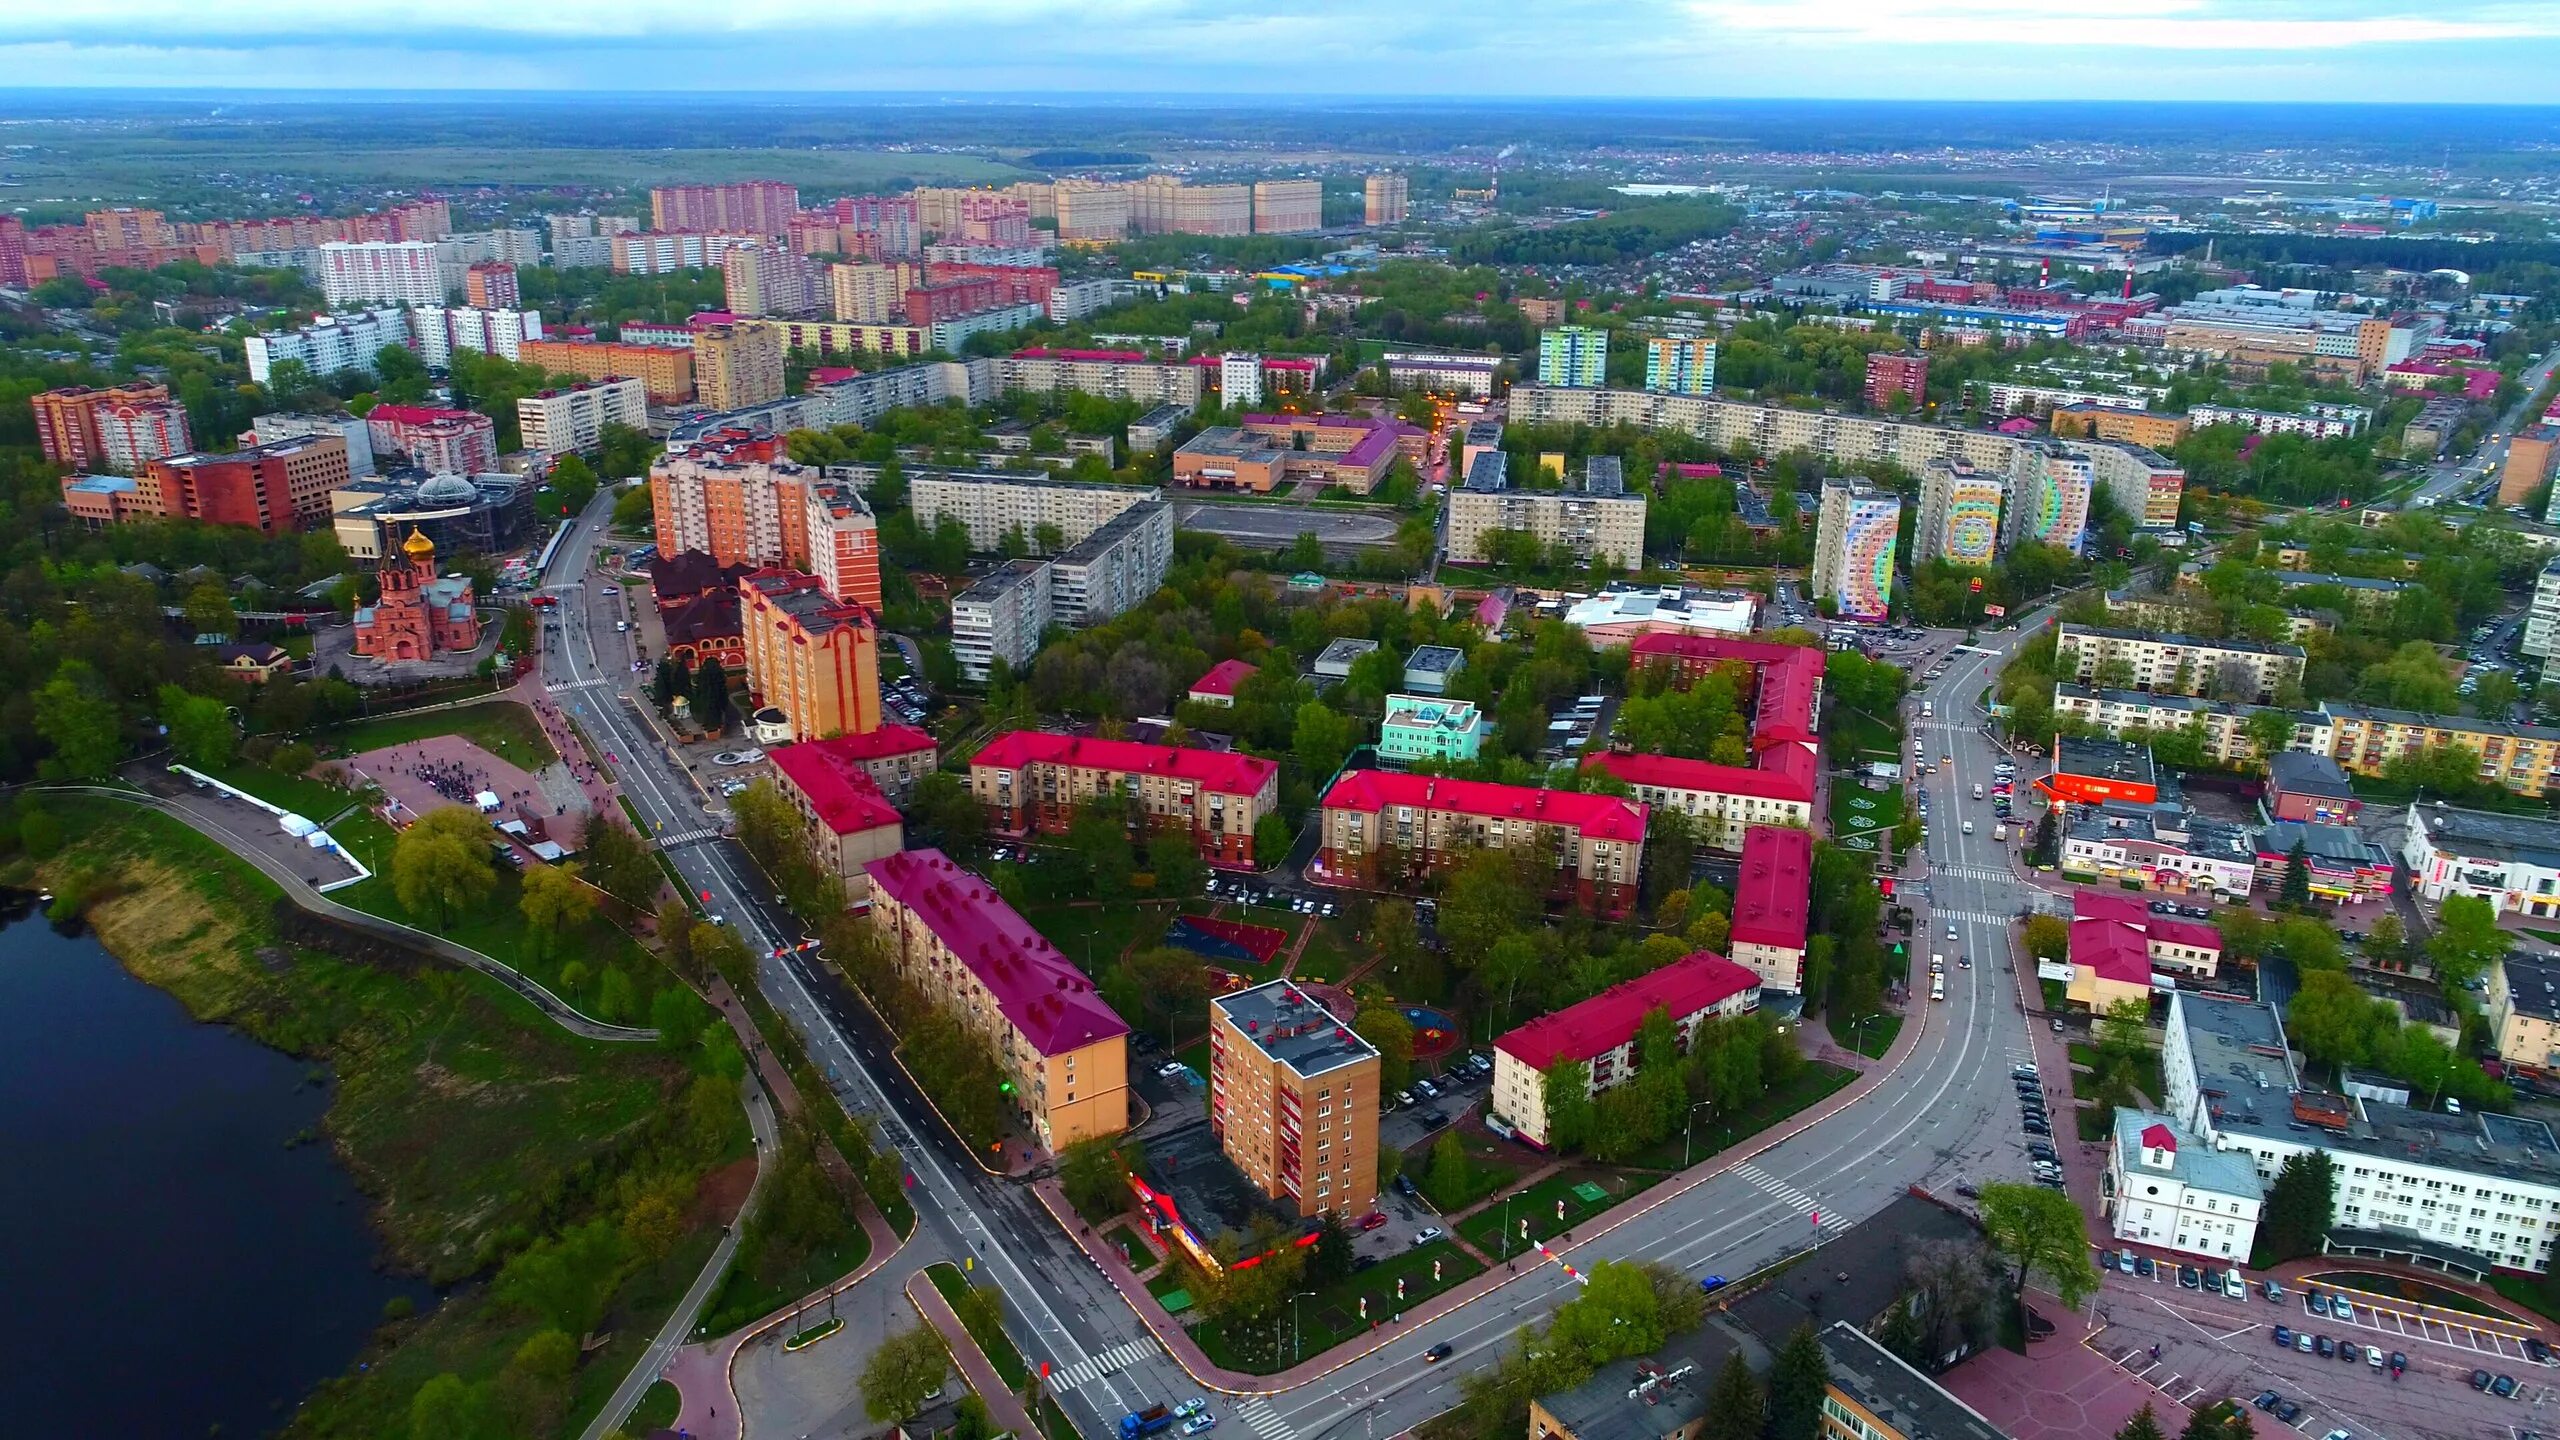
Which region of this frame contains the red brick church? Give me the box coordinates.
[354,528,481,662]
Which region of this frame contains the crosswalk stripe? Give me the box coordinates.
[1235,1399,1293,1440]
[1049,1339,1154,1392]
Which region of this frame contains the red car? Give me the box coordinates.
[1359,1211,1389,1232]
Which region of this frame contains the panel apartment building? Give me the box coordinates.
[1913,458,2005,567]
[1208,979,1381,1219]
[518,338,696,404]
[2051,684,2335,768]
[969,732,1283,868]
[907,471,1162,553]
[1489,950,1760,1146]
[1315,771,1648,917]
[862,848,1129,1151]
[2053,624,2308,705]
[518,377,648,459]
[649,440,882,610]
[1583,632,1823,851]
[1811,476,1901,621]
[1446,452,1647,569]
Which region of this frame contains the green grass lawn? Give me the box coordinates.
[1178,1241,1484,1374]
[317,699,560,771]
[1013,897,1177,976]
[1626,1061,1859,1170]
[1827,1009,1902,1059]
[1456,1172,1651,1259]
[2040,977,2068,1011]
[332,865,676,1027]
[1407,1124,1526,1211]
[1830,783,1902,857]
[1826,707,1903,765]
[927,1262,1031,1387]
[630,1381,681,1431]
[202,759,362,822]
[1103,1222,1155,1271]
[2527,929,2560,948]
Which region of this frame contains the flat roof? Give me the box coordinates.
[1404,644,1466,675]
[1817,1324,2012,1440]
[2116,1107,2264,1200]
[2059,622,2306,659]
[2256,820,2387,867]
[2058,735,2158,788]
[2503,951,2560,1025]
[2406,801,2560,871]
[1213,979,1379,1080]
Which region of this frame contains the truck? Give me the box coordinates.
[1124,1407,1175,1439]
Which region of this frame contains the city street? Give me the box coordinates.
[2405,347,2560,509]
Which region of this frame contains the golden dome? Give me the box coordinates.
[402,527,436,559]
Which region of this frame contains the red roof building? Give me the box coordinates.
[2066,889,2223,1011]
[862,849,1130,1149]
[1488,951,1760,1145]
[767,737,907,884]
[1729,824,1813,993]
[1315,770,1647,918]
[969,732,1282,868]
[1187,658,1257,707]
[1591,637,1823,853]
[786,721,939,800]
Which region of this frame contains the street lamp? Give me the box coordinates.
[1684,1099,1718,1168]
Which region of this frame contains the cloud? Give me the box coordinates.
[0,0,1184,41]
[1683,0,2557,48]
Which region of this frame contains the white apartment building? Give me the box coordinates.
[2051,683,2334,765]
[908,472,1162,554]
[2053,624,2308,704]
[94,399,192,475]
[1047,278,1136,321]
[951,559,1053,682]
[611,231,759,275]
[1048,499,1173,626]
[517,376,647,458]
[2188,402,2372,440]
[244,308,414,384]
[2164,991,2560,1276]
[318,241,444,308]
[410,306,543,367]
[1445,452,1648,569]
[995,352,1204,410]
[2103,1109,2264,1264]
[1221,352,1264,407]
[2525,557,2560,662]
[247,411,376,477]
[2402,802,2560,919]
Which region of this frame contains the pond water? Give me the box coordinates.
[0,896,430,1436]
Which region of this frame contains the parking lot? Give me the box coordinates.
[2081,1264,2560,1440]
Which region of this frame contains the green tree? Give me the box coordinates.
[2429,894,2508,993]
[1254,810,1294,868]
[406,1373,483,1440]
[544,451,600,517]
[2179,1399,2255,1440]
[2284,971,2391,1067]
[2258,1151,2336,1264]
[1979,1181,2101,1308]
[2244,708,2297,764]
[691,656,731,730]
[860,1321,951,1423]
[1766,1321,1830,1440]
[391,806,501,929]
[652,655,685,710]
[1146,830,1207,897]
[1441,848,1541,962]
[613,482,657,532]
[1353,992,1417,1092]
[519,860,597,959]
[576,810,663,909]
[183,581,236,639]
[157,684,237,770]
[1542,1059,1595,1152]
[1291,699,1359,784]
[1700,1351,1766,1440]
[490,1328,577,1439]
[33,660,124,779]
[1426,1131,1472,1208]
[1064,804,1135,899]
[2278,841,2313,911]
[2365,911,2406,966]
[2117,1403,2168,1440]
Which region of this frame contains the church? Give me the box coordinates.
[354,527,481,662]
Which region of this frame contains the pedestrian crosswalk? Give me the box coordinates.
[1048,1339,1155,1391]
[655,827,719,848]
[1929,907,2012,928]
[1732,1161,1839,1233]
[1930,862,2015,885]
[1233,1397,1295,1440]
[543,678,611,694]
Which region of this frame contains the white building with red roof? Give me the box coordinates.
[862,848,1130,1149]
[1488,951,1759,1146]
[2102,1108,2262,1263]
[1730,824,1813,993]
[775,722,937,804]
[2065,889,2223,1013]
[1581,633,1823,851]
[766,736,912,889]
[1187,657,1256,708]
[968,731,1281,867]
[1314,770,1648,917]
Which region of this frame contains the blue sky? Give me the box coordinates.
[4,0,2559,99]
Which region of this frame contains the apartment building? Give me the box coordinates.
[1208,980,1380,1219]
[2507,427,2560,508]
[2103,1110,2264,1265]
[1913,459,2005,567]
[998,348,1204,410]
[766,735,906,888]
[2053,624,2307,704]
[1383,351,1501,397]
[862,848,1129,1151]
[31,382,171,469]
[2050,683,2332,766]
[969,732,1282,867]
[518,338,695,405]
[1364,173,1409,226]
[2068,890,2224,1011]
[2163,991,2560,1276]
[409,306,543,368]
[1048,498,1175,627]
[246,411,374,477]
[463,261,519,309]
[830,261,918,323]
[739,568,882,742]
[1538,326,1609,388]
[92,397,192,474]
[647,441,882,610]
[1445,452,1648,568]
[2051,403,2194,450]
[908,471,1162,553]
[2328,705,2560,799]
[1863,351,1928,410]
[318,241,444,308]
[1811,476,1901,621]
[2403,802,2560,918]
[70,434,352,536]
[1053,181,1133,242]
[696,324,787,411]
[2490,951,2560,1074]
[2525,558,2560,662]
[2188,402,2371,439]
[518,377,647,458]
[362,404,496,476]
[1587,631,1825,849]
[1379,694,1486,766]
[1489,951,1759,1146]
[649,181,799,236]
[1315,771,1648,917]
[1130,176,1251,237]
[245,307,412,383]
[950,559,1053,683]
[2007,450,2093,555]
[1729,824,1812,993]
[611,231,761,274]
[1251,180,1324,235]
[1642,336,1717,395]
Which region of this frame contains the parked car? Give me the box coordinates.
[2252,1391,2281,1412]
[2528,1337,2552,1364]
[2177,1266,2202,1290]
[2273,1326,2294,1347]
[1413,1227,1445,1246]
[2497,1375,2522,1398]
[2135,1255,2154,1278]
[2275,1402,2302,1424]
[2338,1341,2360,1363]
[2307,1293,2330,1316]
[2315,1336,2335,1357]
[2472,1369,2495,1391]
[1359,1211,1388,1232]
[2333,1299,2355,1323]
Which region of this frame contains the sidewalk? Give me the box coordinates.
[1034,978,1939,1394]
[910,1272,1042,1440]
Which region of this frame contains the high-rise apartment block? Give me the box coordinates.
[1221,351,1264,407]
[951,559,1053,682]
[518,338,695,405]
[649,181,798,237]
[1914,459,2006,568]
[739,568,882,742]
[907,471,1161,553]
[1863,351,1929,411]
[360,404,496,476]
[1364,173,1409,226]
[696,324,787,410]
[1208,979,1380,1220]
[2006,451,2093,556]
[825,195,923,256]
[1131,176,1251,237]
[1812,476,1901,620]
[31,382,173,470]
[517,377,647,458]
[831,262,919,323]
[463,261,519,309]
[94,397,192,475]
[1446,452,1647,568]
[318,241,444,308]
[1642,336,1717,395]
[245,308,413,384]
[1539,326,1610,388]
[649,440,881,609]
[1252,180,1324,235]
[722,241,818,318]
[410,306,543,367]
[611,231,761,275]
[1053,181,1133,242]
[246,411,376,477]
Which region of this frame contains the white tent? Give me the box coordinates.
[279,813,317,838]
[474,790,502,812]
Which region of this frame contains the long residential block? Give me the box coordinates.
[970,732,1281,868]
[1315,771,1647,917]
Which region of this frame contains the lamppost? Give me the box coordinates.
[1851,1012,1878,1058]
[1684,1099,1718,1168]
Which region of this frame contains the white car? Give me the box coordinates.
[1413,1227,1445,1246]
[1157,1061,1188,1078]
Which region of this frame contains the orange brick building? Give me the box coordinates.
[519,338,697,405]
[31,382,172,469]
[739,569,882,742]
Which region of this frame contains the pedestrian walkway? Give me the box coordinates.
[1048,1338,1157,1392]
[910,1272,1042,1440]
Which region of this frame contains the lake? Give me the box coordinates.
[0,895,430,1437]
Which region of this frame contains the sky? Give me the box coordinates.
[4,0,2560,100]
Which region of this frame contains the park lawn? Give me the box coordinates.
[1103,1222,1157,1271]
[1829,783,1902,858]
[1826,1008,1901,1059]
[1825,707,1903,765]
[333,865,676,1028]
[631,1381,681,1432]
[1182,1241,1484,1374]
[1408,1125,1523,1212]
[927,1263,1032,1387]
[317,699,560,772]
[1456,1171,1652,1260]
[203,760,362,822]
[1626,1061,1859,1171]
[2075,1105,2110,1142]
[1290,917,1364,984]
[16,799,747,1440]
[1014,897,1177,976]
